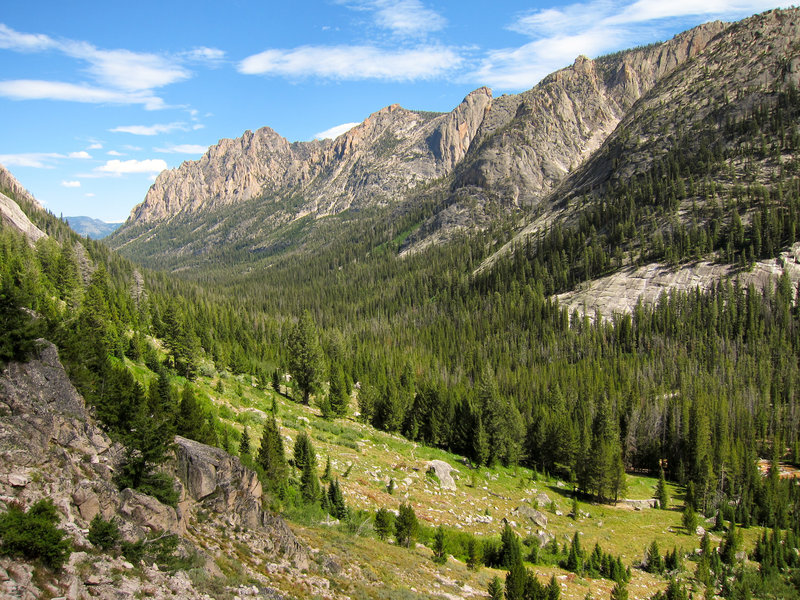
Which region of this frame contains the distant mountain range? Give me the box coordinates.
[64,216,122,239]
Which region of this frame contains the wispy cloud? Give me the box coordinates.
[154,144,208,154]
[109,122,191,136]
[0,23,196,109]
[61,180,81,187]
[340,0,446,37]
[87,142,103,150]
[0,152,64,168]
[107,150,124,156]
[94,158,167,175]
[314,122,361,140]
[68,150,91,159]
[0,79,166,109]
[239,45,462,81]
[0,23,57,52]
[181,46,226,66]
[475,0,791,90]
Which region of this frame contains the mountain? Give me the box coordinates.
[64,216,122,239]
[110,16,728,266]
[0,164,47,243]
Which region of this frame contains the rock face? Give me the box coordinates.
[0,164,46,244]
[0,342,308,598]
[128,88,493,225]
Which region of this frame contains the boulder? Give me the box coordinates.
[426,460,457,490]
[118,488,182,536]
[513,505,548,529]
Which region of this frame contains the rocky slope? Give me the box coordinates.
[0,342,310,599]
[128,88,492,225]
[0,164,46,244]
[115,17,726,257]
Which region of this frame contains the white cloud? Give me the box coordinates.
[239,45,462,80]
[182,46,226,65]
[61,180,81,187]
[109,122,190,136]
[314,122,361,140]
[340,0,446,36]
[0,79,165,109]
[0,23,197,108]
[85,193,95,197]
[87,142,103,150]
[107,150,124,156]
[0,23,56,52]
[476,0,793,90]
[154,144,208,154]
[94,158,167,175]
[68,151,91,159]
[0,152,64,168]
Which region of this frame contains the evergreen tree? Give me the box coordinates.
[500,521,523,569]
[645,540,664,574]
[374,507,394,540]
[286,311,326,405]
[566,531,584,573]
[239,426,251,457]
[610,581,628,600]
[682,505,697,535]
[466,536,482,570]
[256,417,289,497]
[322,455,332,482]
[176,384,205,442]
[328,361,348,417]
[395,502,418,548]
[546,574,560,600]
[487,576,504,600]
[432,525,447,564]
[293,430,316,473]
[300,449,320,504]
[505,560,526,600]
[327,479,348,520]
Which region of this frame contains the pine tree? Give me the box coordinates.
[327,479,348,519]
[645,540,664,574]
[505,560,526,600]
[256,417,289,497]
[566,531,583,573]
[300,448,320,504]
[466,536,482,570]
[487,576,504,600]
[500,521,522,569]
[328,361,348,417]
[432,525,447,564]
[546,574,560,600]
[682,505,697,535]
[293,431,316,473]
[322,455,332,482]
[239,426,251,457]
[374,507,394,540]
[395,502,418,548]
[286,311,326,405]
[610,581,628,600]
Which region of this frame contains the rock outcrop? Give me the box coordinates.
[0,342,308,598]
[127,88,493,225]
[0,164,46,244]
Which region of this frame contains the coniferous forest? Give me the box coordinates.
[2,22,800,598]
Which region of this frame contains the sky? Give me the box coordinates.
[0,0,792,222]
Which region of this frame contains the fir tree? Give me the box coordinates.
[286,311,326,405]
[374,507,394,541]
[239,426,251,457]
[487,576,504,600]
[466,536,482,570]
[327,479,348,520]
[300,451,320,504]
[395,502,418,548]
[256,417,289,498]
[432,525,447,564]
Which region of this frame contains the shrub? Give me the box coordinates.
[0,499,71,570]
[88,514,120,551]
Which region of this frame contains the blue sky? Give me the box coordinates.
[0,0,790,222]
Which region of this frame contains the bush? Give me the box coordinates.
[0,499,71,569]
[88,514,120,551]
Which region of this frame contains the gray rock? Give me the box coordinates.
[426,460,457,490]
[513,505,548,529]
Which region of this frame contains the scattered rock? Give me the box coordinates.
[426,460,457,490]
